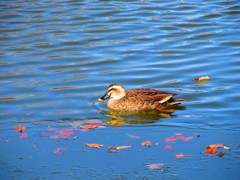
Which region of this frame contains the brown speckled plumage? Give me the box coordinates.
[99,83,184,111]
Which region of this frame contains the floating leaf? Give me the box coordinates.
[141,140,152,147]
[116,146,132,150]
[208,144,224,148]
[126,133,141,139]
[223,145,230,150]
[15,125,27,133]
[108,146,119,153]
[175,154,193,159]
[146,163,165,169]
[174,133,182,136]
[205,144,224,155]
[217,152,224,157]
[175,154,185,159]
[85,142,104,148]
[193,76,210,83]
[164,145,173,151]
[205,146,217,154]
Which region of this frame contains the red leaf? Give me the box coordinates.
[15,125,27,132]
[85,122,102,125]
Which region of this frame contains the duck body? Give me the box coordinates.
[98,83,184,111]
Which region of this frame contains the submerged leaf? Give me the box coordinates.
[126,133,141,139]
[146,163,165,169]
[177,135,193,141]
[164,145,173,151]
[165,135,178,142]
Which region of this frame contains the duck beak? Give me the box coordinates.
[98,93,110,101]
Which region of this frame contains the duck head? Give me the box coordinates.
[98,83,126,101]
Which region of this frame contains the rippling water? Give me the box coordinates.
[0,0,240,179]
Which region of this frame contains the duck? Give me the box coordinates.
[98,83,184,111]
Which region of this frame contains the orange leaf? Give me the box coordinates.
[208,144,224,148]
[174,133,182,136]
[15,125,27,132]
[205,146,217,154]
[175,154,185,159]
[116,146,132,150]
[85,143,104,148]
[141,140,152,147]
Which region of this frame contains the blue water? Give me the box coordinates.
[0,0,240,179]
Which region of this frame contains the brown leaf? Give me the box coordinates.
[217,152,224,157]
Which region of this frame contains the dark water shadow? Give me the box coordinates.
[98,105,186,126]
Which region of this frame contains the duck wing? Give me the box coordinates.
[126,89,175,103]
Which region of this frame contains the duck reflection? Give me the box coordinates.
[99,105,185,126]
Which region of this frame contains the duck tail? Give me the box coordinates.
[169,99,184,105]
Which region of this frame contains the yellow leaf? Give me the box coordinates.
[116,146,132,150]
[224,146,230,150]
[193,76,210,83]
